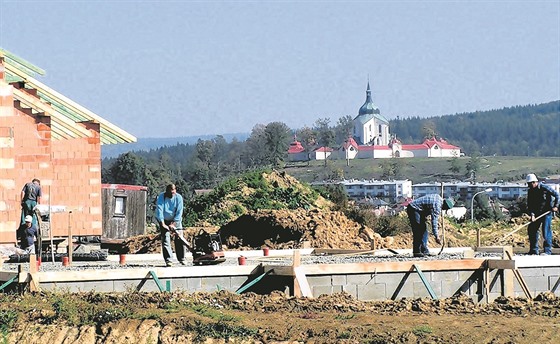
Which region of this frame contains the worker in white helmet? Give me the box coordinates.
[526,173,559,255]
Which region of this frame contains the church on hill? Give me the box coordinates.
[288,82,462,162]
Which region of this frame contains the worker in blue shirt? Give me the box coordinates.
[155,183,187,266]
[407,194,454,257]
[526,173,559,255]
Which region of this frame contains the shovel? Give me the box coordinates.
[499,211,551,243]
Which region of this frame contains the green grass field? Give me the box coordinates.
[282,156,559,184]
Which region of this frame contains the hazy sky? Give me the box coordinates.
[0,1,558,139]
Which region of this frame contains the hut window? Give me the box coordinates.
[114,196,126,216]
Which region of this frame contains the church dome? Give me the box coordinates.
[359,82,380,115]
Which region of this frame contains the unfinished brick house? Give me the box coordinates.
[0,49,136,245]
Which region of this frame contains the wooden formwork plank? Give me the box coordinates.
[292,250,301,297]
[293,267,313,298]
[486,259,516,270]
[502,247,514,297]
[504,250,532,299]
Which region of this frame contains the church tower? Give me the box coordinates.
[353,81,390,145]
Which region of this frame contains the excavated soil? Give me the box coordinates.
[4,291,560,343]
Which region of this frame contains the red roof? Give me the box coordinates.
[342,137,359,150]
[315,146,333,152]
[288,140,305,154]
[102,184,148,191]
[422,137,459,149]
[358,145,391,151]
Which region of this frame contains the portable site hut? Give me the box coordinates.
[0,48,136,245]
[101,184,148,240]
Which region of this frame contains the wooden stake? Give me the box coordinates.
[438,182,445,255]
[29,254,37,273]
[67,210,73,265]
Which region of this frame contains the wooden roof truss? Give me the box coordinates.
[0,48,136,145]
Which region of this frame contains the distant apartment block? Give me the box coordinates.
[314,179,560,204]
[413,182,560,203]
[312,179,413,203]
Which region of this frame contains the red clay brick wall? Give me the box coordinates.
[50,132,102,237]
[0,77,103,244]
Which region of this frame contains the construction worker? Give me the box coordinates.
[20,178,42,226]
[155,183,187,266]
[17,215,38,254]
[406,195,454,257]
[526,173,559,255]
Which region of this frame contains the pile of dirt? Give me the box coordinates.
[219,208,373,250]
[120,234,160,254]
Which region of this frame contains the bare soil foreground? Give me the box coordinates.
[3,290,560,343]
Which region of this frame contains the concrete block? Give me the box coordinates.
[519,267,544,277]
[188,277,202,291]
[172,278,188,291]
[413,280,442,298]
[201,276,229,292]
[230,276,248,292]
[82,280,115,293]
[488,271,503,294]
[487,292,502,303]
[307,275,333,287]
[313,285,333,297]
[544,267,560,276]
[114,280,144,292]
[441,280,468,296]
[519,276,549,295]
[357,283,387,301]
[383,273,417,299]
[549,276,560,296]
[332,275,346,286]
[332,285,343,294]
[434,271,459,282]
[342,285,358,298]
[346,274,375,285]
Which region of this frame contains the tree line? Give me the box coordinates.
[102,100,559,200]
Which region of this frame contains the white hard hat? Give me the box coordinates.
[526,174,538,183]
[24,215,33,222]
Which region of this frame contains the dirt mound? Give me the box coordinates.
[219,209,373,249]
[120,234,160,254]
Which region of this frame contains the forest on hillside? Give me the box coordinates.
[102,101,559,200]
[390,101,559,156]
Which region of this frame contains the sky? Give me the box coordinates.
[0,1,558,139]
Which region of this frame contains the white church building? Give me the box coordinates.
[288,82,461,161]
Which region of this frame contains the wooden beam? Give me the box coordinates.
[13,88,92,139]
[293,267,313,298]
[29,254,38,273]
[502,247,514,297]
[0,271,18,282]
[292,250,301,297]
[4,60,135,144]
[29,273,41,292]
[504,250,532,299]
[486,259,516,270]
